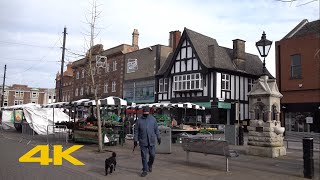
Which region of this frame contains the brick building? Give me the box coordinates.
[123,31,179,103]
[1,84,46,106]
[275,19,320,133]
[71,29,139,101]
[55,63,74,102]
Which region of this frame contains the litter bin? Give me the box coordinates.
[155,125,171,154]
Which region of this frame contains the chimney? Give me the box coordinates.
[232,39,246,70]
[169,30,181,51]
[132,29,139,49]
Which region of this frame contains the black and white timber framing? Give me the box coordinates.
[156,28,273,124]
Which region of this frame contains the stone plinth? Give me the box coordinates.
[247,119,286,158]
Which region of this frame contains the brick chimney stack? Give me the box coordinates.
[169,30,181,51]
[232,39,246,71]
[132,29,139,49]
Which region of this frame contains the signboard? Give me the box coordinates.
[127,59,138,73]
[306,117,313,124]
[218,102,231,109]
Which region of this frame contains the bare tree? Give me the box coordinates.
[83,0,104,152]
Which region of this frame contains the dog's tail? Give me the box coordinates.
[112,152,116,157]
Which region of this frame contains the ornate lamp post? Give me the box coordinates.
[255,31,272,75]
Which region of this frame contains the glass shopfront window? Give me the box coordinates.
[285,112,314,132]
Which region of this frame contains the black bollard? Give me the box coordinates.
[303,137,314,179]
[238,126,244,146]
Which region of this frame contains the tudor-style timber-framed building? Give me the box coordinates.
[156,28,272,125]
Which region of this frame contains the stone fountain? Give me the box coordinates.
[247,75,286,158]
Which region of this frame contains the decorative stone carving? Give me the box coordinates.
[246,75,286,158]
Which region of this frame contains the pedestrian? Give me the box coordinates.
[134,106,161,177]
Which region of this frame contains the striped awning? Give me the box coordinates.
[78,96,127,107]
[71,99,90,106]
[125,102,205,110]
[100,96,127,106]
[173,102,205,110]
[42,102,70,108]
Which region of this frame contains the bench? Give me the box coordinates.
[182,138,239,172]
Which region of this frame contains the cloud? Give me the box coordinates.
[0,0,318,88]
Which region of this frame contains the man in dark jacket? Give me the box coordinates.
[134,106,161,177]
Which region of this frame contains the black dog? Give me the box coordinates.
[105,152,117,176]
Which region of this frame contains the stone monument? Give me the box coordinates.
[247,75,286,158]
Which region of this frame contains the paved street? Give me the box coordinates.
[0,130,319,180]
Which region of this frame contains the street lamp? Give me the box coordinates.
[256,31,272,75]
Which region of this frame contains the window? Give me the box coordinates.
[113,61,117,71]
[112,81,116,92]
[49,95,52,99]
[4,90,8,97]
[104,82,108,93]
[82,70,85,78]
[15,91,24,98]
[14,100,23,105]
[76,71,80,79]
[173,73,202,91]
[75,88,78,96]
[248,78,253,92]
[3,100,8,106]
[291,54,301,78]
[80,87,83,96]
[105,63,110,72]
[221,74,230,90]
[164,78,168,92]
[86,86,90,94]
[31,92,38,98]
[159,79,164,92]
[31,101,37,104]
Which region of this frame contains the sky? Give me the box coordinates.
[0,0,319,89]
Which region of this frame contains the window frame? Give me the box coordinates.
[104,82,108,93]
[113,61,117,71]
[173,73,203,91]
[76,71,80,79]
[112,81,116,92]
[221,73,231,91]
[290,54,302,79]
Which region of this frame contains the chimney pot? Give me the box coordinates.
[132,29,139,49]
[169,30,181,51]
[232,39,246,70]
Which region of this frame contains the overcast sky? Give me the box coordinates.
[0,0,318,89]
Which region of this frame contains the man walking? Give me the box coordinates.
[134,107,161,177]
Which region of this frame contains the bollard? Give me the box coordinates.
[303,137,314,179]
[238,126,244,146]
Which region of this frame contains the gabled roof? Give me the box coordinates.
[157,28,272,77]
[282,19,320,39]
[185,28,218,68]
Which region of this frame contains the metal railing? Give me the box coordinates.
[46,125,68,147]
[19,123,35,145]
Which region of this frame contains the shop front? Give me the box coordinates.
[282,103,320,133]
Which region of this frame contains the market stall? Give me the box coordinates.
[72,96,128,145]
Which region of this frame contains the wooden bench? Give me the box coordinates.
[182,138,239,172]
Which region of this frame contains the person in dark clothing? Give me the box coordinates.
[134,107,161,177]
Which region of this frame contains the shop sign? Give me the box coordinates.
[218,102,231,109]
[306,117,313,124]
